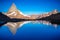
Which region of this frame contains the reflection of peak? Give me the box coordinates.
[5,21,31,34]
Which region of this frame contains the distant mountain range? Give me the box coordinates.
[5,3,59,20]
[37,12,60,25]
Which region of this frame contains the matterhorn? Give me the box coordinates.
[6,3,30,19]
[5,3,31,35]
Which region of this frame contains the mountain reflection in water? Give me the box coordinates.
[31,20,58,28]
[0,20,59,28]
[14,20,58,28]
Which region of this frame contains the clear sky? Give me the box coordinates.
[0,0,60,14]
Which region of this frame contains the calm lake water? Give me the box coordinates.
[0,21,60,40]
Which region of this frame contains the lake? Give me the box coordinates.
[0,21,60,40]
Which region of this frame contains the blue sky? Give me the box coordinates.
[0,0,60,14]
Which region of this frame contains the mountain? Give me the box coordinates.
[6,3,30,19]
[5,3,31,34]
[38,12,60,25]
[29,9,58,19]
[36,9,58,19]
[52,9,58,14]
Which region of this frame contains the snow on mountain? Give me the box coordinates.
[6,3,30,18]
